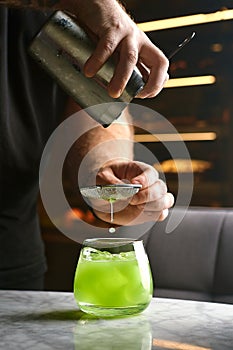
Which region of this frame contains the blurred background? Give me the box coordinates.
[125,0,233,208]
[39,0,233,290]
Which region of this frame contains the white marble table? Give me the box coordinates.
[0,290,233,350]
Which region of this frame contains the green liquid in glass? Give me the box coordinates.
[74,247,153,317]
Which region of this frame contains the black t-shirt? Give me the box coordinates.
[0,8,67,288]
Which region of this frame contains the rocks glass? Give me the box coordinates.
[73,238,153,317]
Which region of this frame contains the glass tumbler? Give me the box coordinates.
[73,238,153,317]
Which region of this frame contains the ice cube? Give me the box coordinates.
[99,250,114,261]
[119,251,136,260]
[82,247,113,261]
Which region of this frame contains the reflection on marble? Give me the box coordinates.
[0,291,233,350]
[74,314,152,349]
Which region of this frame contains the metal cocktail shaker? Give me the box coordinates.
[29,11,144,126]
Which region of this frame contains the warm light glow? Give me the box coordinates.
[164,76,216,88]
[137,9,233,31]
[211,43,223,52]
[154,159,212,173]
[134,132,217,142]
[153,338,211,350]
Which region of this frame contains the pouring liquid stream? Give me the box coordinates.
[110,200,114,223]
[108,198,116,233]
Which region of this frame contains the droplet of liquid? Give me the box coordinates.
[108,227,116,234]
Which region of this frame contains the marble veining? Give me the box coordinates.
[0,291,233,349]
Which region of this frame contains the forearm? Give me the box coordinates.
[63,99,134,187]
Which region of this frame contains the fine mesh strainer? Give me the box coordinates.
[80,184,142,202]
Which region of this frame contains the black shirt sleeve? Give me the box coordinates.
[0,8,68,288]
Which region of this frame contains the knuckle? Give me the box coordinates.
[126,49,138,65]
[157,179,168,194]
[96,169,106,181]
[156,52,169,69]
[102,38,116,55]
[157,197,166,210]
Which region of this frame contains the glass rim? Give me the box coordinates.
[82,237,143,248]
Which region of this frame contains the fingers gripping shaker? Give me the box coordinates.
[29,11,145,127]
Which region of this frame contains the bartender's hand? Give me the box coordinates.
[4,0,168,97]
[68,0,169,99]
[90,160,174,226]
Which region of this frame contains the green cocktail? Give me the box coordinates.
[73,238,153,317]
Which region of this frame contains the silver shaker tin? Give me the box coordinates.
[29,11,145,126]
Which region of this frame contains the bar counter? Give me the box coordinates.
[1,290,233,349]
